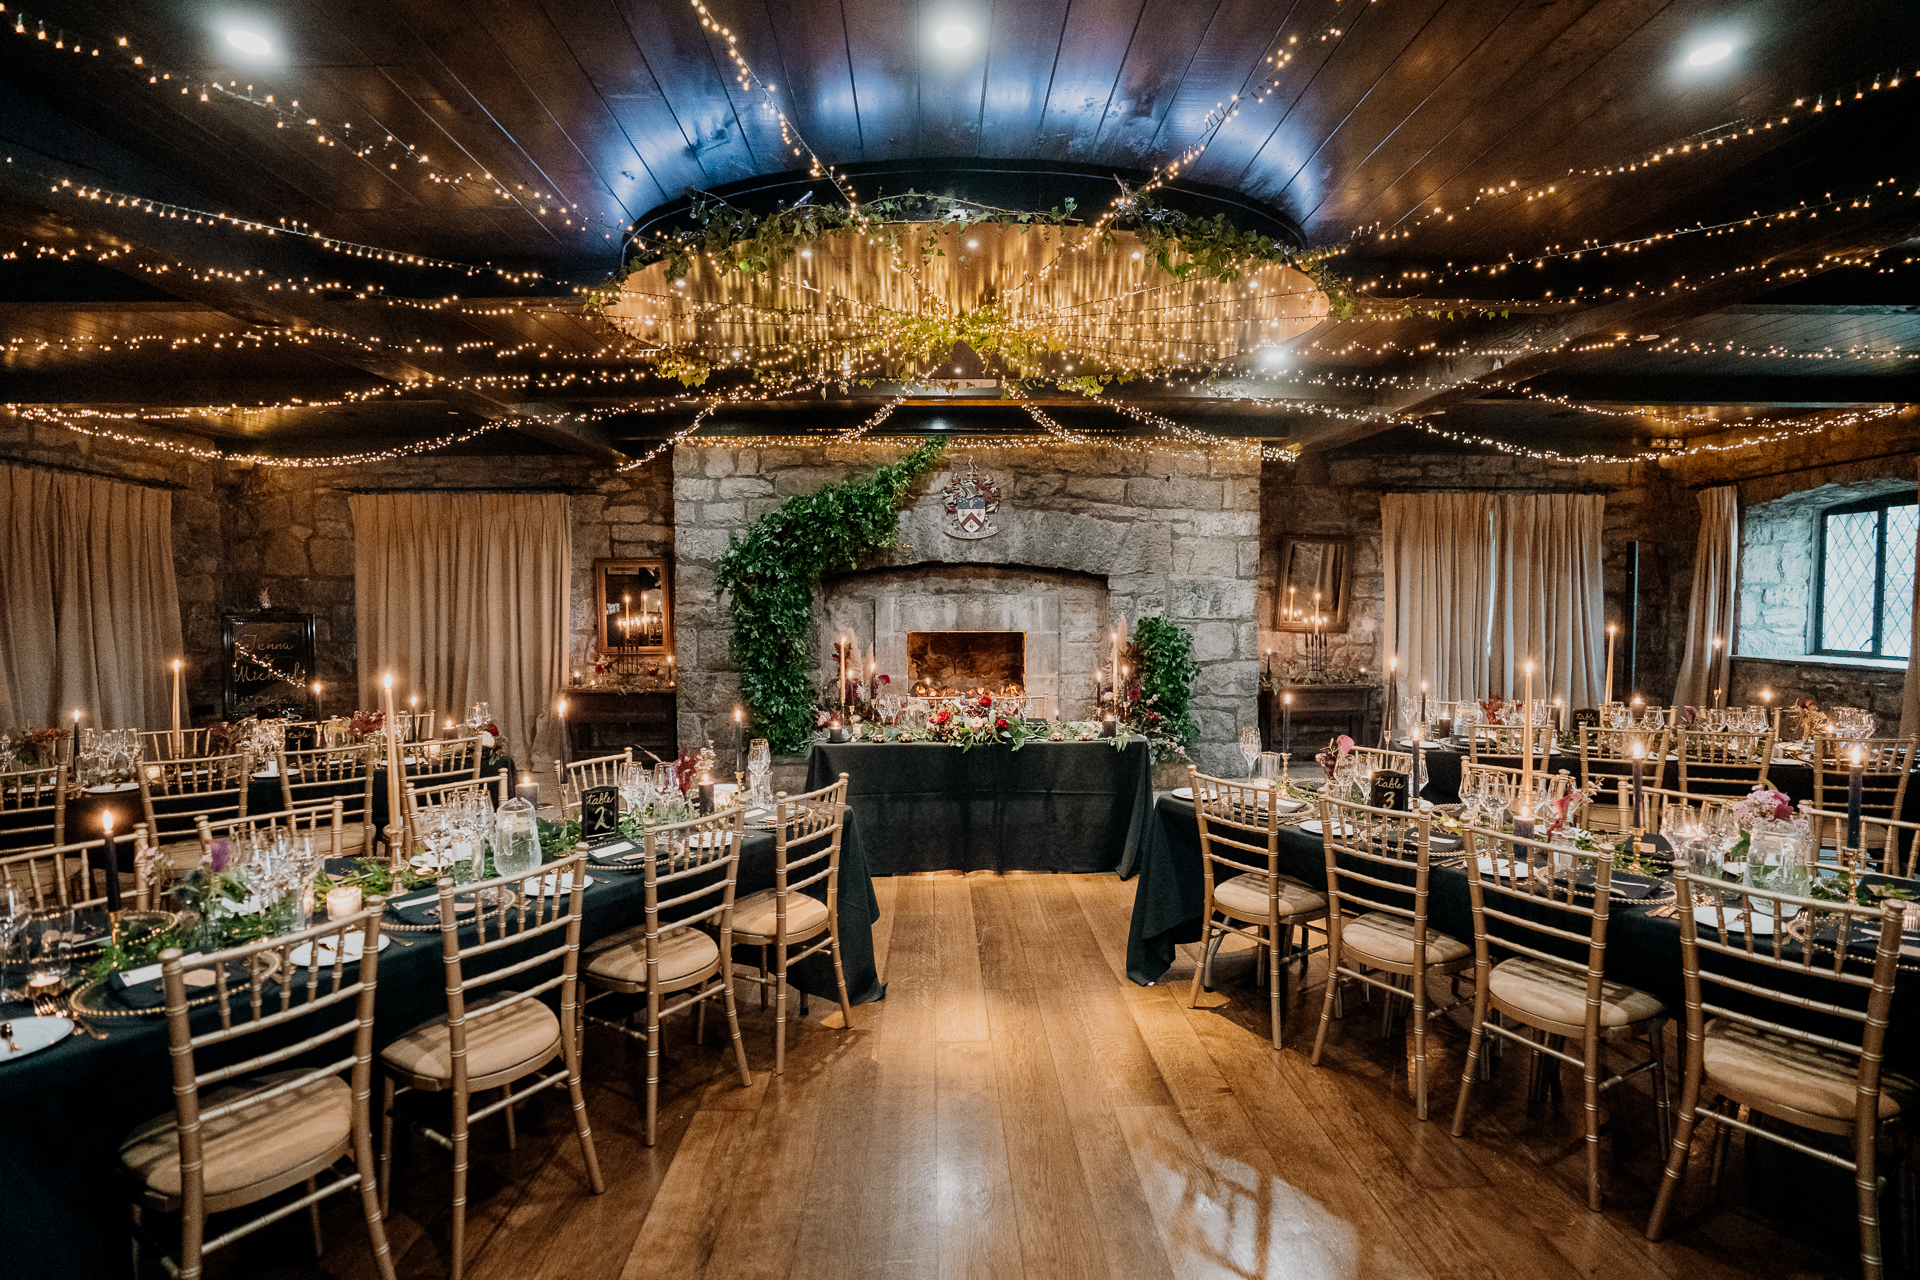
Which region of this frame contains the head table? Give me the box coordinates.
[805,737,1155,875]
[0,815,884,1279]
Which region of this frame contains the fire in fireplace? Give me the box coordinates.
[907,631,1025,696]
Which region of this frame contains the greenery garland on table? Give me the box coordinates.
[717,439,949,754]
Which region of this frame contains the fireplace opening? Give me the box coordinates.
[907,631,1025,696]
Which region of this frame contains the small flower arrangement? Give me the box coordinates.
[1314,734,1355,779]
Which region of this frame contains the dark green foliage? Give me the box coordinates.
[1131,615,1201,759]
[716,440,948,753]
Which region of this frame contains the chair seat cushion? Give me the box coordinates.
[1213,873,1326,922]
[120,1070,350,1198]
[1339,912,1469,967]
[1488,957,1665,1029]
[379,991,559,1082]
[585,925,720,988]
[1703,1018,1910,1121]
[730,888,830,941]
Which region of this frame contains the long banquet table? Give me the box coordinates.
[806,737,1155,875]
[0,816,885,1279]
[1125,794,1920,1070]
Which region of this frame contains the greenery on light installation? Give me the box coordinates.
[716,439,949,753]
[1123,615,1202,762]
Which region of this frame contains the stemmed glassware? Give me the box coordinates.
[747,739,772,808]
[1239,727,1262,778]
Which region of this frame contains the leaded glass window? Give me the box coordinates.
[1817,495,1919,658]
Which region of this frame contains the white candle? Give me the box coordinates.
[1522,660,1535,799]
[325,884,363,920]
[170,659,184,745]
[1605,624,1617,706]
[380,674,403,857]
[1711,636,1724,708]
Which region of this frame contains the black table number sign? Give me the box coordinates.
[1369,770,1410,811]
[1572,707,1602,731]
[580,784,622,844]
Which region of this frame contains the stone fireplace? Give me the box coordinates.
[907,631,1025,694]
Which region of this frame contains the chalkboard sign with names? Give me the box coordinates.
[1369,770,1410,811]
[580,784,622,844]
[1572,708,1602,731]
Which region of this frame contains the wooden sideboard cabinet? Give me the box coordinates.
[564,689,677,762]
[1260,684,1379,755]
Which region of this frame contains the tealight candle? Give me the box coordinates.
[325,885,363,920]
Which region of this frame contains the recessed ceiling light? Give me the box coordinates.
[225,29,272,57]
[935,24,971,49]
[1686,41,1732,66]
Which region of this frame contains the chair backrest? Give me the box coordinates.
[1675,727,1775,797]
[196,800,346,867]
[1190,768,1283,903]
[1459,823,1614,1021]
[1811,737,1916,826]
[396,710,437,743]
[403,774,506,854]
[0,837,110,912]
[1797,805,1920,877]
[1467,724,1552,770]
[1673,870,1905,1120]
[426,849,590,1092]
[1348,747,1411,775]
[139,728,216,761]
[138,754,251,845]
[556,749,633,814]
[636,808,747,965]
[1317,794,1445,947]
[771,773,848,936]
[408,735,484,783]
[151,904,385,1220]
[0,764,67,852]
[277,743,376,825]
[1576,726,1671,788]
[1460,761,1577,806]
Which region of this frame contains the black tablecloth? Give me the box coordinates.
[0,813,882,1278]
[1123,796,1920,1065]
[806,738,1155,875]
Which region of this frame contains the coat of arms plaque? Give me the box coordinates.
[941,457,1002,540]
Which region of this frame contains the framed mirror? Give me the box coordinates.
[1275,536,1352,633]
[595,559,672,656]
[222,611,318,719]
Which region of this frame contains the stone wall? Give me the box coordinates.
[1727,656,1905,733]
[673,442,1261,774]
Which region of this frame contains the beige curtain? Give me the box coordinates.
[1488,494,1608,709]
[351,494,571,768]
[1382,493,1495,704]
[1901,463,1920,738]
[1673,487,1740,711]
[0,464,184,729]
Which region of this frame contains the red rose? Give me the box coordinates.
[995,717,1009,730]
[979,694,993,709]
[935,710,952,726]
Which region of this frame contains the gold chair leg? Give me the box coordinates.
[644,989,662,1148]
[562,1020,607,1196]
[1858,1117,1886,1280]
[378,1075,395,1216]
[774,944,790,1075]
[696,993,707,1045]
[1647,1075,1708,1242]
[306,1176,324,1256]
[1582,1030,1604,1212]
[1450,988,1492,1138]
[1710,1102,1738,1188]
[502,1082,517,1151]
[830,922,855,1031]
[1309,942,1341,1068]
[1186,920,1214,1008]
[353,1082,399,1280]
[1268,929,1283,1051]
[449,1085,470,1280]
[758,945,769,1009]
[722,969,753,1088]
[1410,968,1430,1122]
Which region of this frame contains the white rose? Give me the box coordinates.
[479,731,496,748]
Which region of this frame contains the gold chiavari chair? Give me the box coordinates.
[139,728,216,761]
[138,754,251,870]
[1310,796,1471,1119]
[394,709,437,743]
[1451,826,1670,1210]
[1347,746,1412,775]
[581,808,754,1145]
[1576,727,1671,829]
[279,743,378,859]
[1647,876,1910,1279]
[1674,726,1775,798]
[1812,736,1918,830]
[554,748,634,816]
[378,851,603,1280]
[402,773,508,857]
[0,763,67,853]
[1460,761,1579,807]
[196,800,347,869]
[1799,806,1920,878]
[119,904,396,1280]
[407,734,485,784]
[0,838,110,912]
[1187,768,1328,1050]
[730,774,855,1075]
[1467,723,1554,773]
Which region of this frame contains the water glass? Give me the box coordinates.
[1239,727,1261,777]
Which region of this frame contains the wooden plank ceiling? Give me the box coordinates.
[0,0,1915,460]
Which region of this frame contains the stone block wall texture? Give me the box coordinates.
[673,442,1261,775]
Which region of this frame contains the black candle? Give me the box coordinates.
[1847,747,1865,849]
[98,813,122,913]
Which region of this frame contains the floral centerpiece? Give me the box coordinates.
[920,694,1037,753]
[1727,786,1812,892]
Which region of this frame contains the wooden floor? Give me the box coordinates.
[215,872,1877,1280]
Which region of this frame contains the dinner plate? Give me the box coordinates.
[289,933,391,967]
[83,782,139,794]
[1171,786,1194,800]
[519,869,592,895]
[0,1017,72,1062]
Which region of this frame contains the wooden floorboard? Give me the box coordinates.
[225,872,1867,1280]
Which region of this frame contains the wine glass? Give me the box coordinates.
[1239,727,1261,778]
[747,739,772,808]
